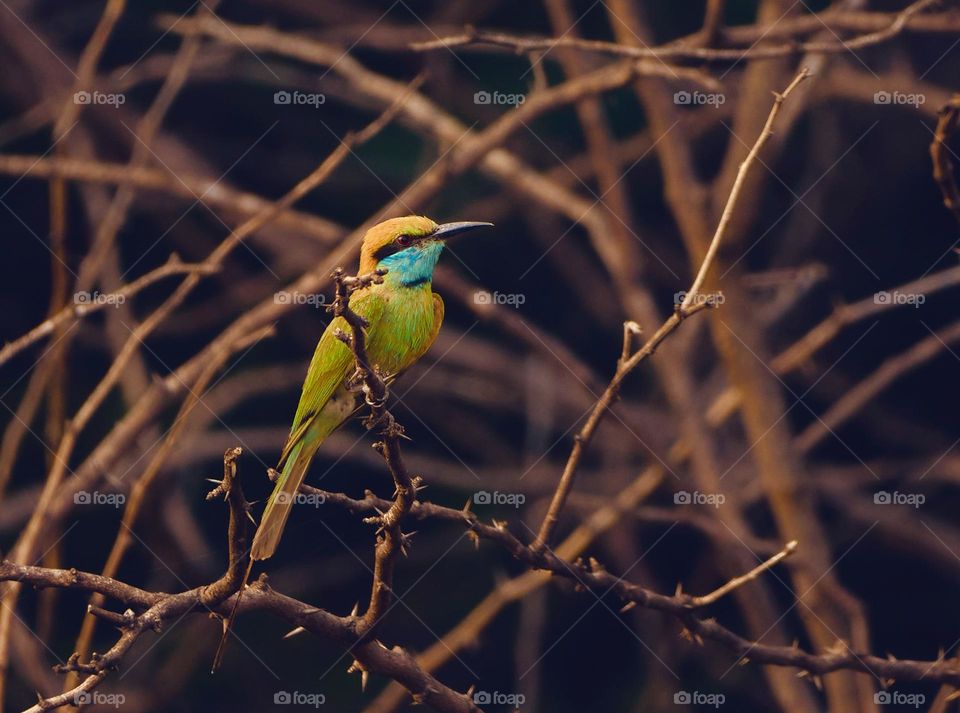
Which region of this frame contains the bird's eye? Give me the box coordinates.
[396,234,412,247]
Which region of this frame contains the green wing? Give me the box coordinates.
[251,290,386,561]
[281,290,386,462]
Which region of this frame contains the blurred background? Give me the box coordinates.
[1,0,960,711]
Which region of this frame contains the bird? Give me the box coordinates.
[212,216,491,670]
[251,215,492,561]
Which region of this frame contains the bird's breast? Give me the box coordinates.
[366,286,438,375]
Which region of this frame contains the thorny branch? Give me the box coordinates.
[330,268,420,638]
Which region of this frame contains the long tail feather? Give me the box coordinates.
[251,439,314,561]
[211,557,254,672]
[211,439,316,671]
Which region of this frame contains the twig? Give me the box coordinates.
[686,540,798,607]
[796,319,960,452]
[328,268,418,637]
[930,93,960,226]
[412,0,939,63]
[0,256,216,369]
[532,68,810,553]
[681,67,810,311]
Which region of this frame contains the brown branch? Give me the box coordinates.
[200,447,251,606]
[0,256,216,369]
[930,93,960,226]
[796,319,960,452]
[20,447,252,713]
[412,0,939,63]
[686,540,798,607]
[0,154,342,243]
[6,516,959,700]
[531,68,810,553]
[328,268,418,639]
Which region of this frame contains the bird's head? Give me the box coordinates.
[359,215,492,286]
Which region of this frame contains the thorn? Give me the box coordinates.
[619,601,636,614]
[827,639,848,655]
[466,531,480,549]
[347,659,368,690]
[283,626,306,640]
[350,602,360,617]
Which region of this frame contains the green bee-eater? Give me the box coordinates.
[250,215,492,561]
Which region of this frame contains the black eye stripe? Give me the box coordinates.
[372,243,403,261]
[372,233,429,261]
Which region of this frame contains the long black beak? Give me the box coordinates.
[433,221,493,240]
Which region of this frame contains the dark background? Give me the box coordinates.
[1,1,959,711]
